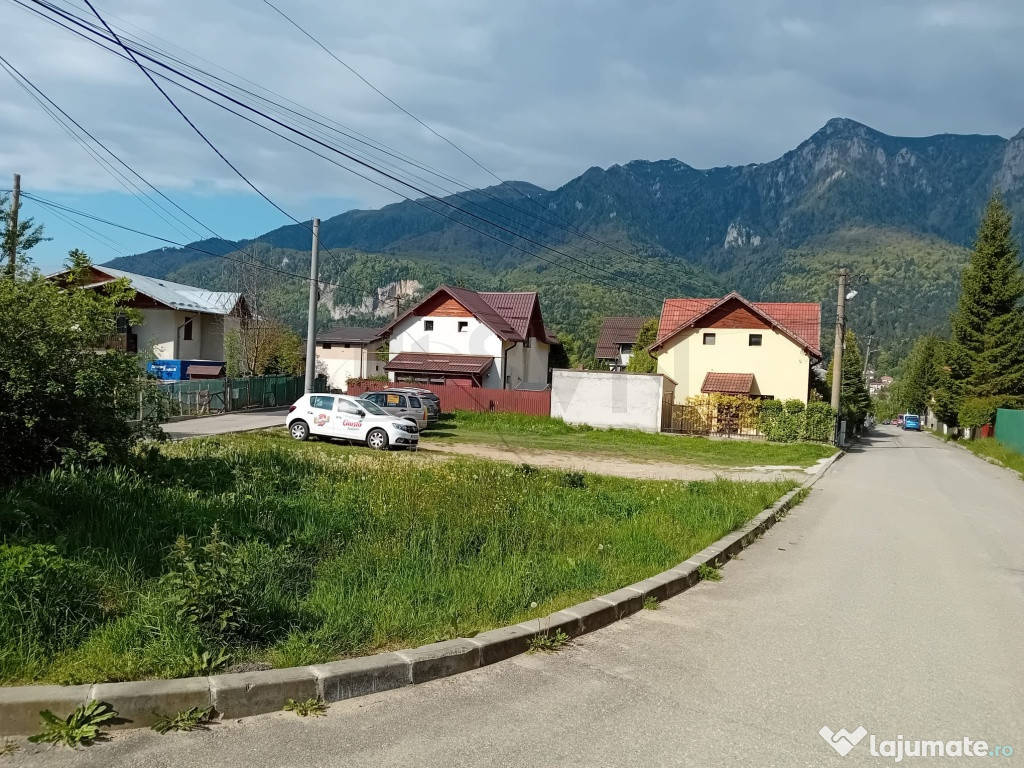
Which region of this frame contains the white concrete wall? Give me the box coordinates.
[199,314,227,360]
[656,326,810,403]
[550,370,671,432]
[139,309,232,362]
[139,309,177,359]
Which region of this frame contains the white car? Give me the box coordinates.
[286,393,419,450]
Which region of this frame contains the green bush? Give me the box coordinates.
[802,402,836,442]
[958,396,1012,430]
[0,544,104,682]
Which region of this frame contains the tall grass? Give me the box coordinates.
[429,410,836,468]
[0,433,793,684]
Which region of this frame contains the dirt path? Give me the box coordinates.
[418,440,824,482]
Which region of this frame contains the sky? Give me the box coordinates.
[2,0,1023,272]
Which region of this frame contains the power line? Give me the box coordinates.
[17,0,667,303]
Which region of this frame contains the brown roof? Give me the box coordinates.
[186,364,225,378]
[379,285,546,342]
[316,326,383,344]
[595,317,651,359]
[701,372,755,395]
[384,352,494,376]
[654,292,821,358]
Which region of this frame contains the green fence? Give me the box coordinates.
[994,408,1024,454]
[156,375,324,418]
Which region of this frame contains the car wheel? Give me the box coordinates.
[289,421,310,441]
[366,428,389,451]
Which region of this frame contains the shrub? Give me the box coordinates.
[802,402,836,442]
[958,396,1007,430]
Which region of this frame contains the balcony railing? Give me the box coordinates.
[101,332,139,354]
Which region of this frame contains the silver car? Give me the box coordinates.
[386,387,441,423]
[361,390,430,431]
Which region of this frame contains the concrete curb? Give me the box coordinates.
[0,448,842,736]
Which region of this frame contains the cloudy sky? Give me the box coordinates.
[2,0,1023,270]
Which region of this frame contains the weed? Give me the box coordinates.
[643,596,660,611]
[527,629,570,652]
[28,700,117,747]
[189,648,232,676]
[561,471,587,489]
[0,739,19,757]
[283,698,327,717]
[697,563,723,582]
[518,463,538,476]
[151,706,214,734]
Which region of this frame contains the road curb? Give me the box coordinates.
[0,448,842,736]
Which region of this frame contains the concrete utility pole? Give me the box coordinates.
[862,336,873,381]
[831,268,848,440]
[304,218,320,394]
[6,173,20,276]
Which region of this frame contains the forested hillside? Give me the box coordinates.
[105,118,1024,360]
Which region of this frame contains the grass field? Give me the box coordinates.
[425,411,837,468]
[0,432,794,685]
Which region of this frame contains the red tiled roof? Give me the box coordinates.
[595,317,652,359]
[701,372,755,395]
[655,293,821,357]
[384,352,494,376]
[379,285,545,342]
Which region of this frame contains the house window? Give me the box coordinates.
[424,320,434,331]
[457,321,469,332]
[322,343,332,350]
[703,333,716,345]
[343,343,351,348]
[182,318,193,341]
[749,334,763,347]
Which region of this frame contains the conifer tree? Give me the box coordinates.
[948,193,1024,406]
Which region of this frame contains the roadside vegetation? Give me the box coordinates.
[944,436,1024,480]
[0,432,794,685]
[424,411,836,468]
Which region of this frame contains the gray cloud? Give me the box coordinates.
[2,0,1022,215]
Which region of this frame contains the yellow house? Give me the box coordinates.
[650,292,821,403]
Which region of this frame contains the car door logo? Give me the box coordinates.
[342,419,362,428]
[314,413,330,427]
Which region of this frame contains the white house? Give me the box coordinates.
[315,326,387,391]
[378,285,557,389]
[62,265,244,364]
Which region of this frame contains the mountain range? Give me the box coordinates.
[104,117,1024,366]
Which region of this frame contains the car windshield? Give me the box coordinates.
[356,398,388,416]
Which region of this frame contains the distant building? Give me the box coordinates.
[650,292,821,403]
[377,285,558,389]
[595,316,651,371]
[53,265,244,367]
[315,326,387,391]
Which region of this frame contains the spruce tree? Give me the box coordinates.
[826,329,872,426]
[626,318,659,373]
[948,193,1024,402]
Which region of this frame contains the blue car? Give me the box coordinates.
[903,414,921,431]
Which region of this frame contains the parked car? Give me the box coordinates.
[903,413,921,431]
[385,387,441,423]
[882,419,891,425]
[893,416,903,427]
[360,390,430,431]
[286,393,419,450]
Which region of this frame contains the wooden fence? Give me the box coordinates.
[347,380,551,416]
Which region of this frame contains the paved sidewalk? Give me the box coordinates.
[12,427,1023,767]
[160,409,289,439]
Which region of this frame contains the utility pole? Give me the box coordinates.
[830,268,848,443]
[304,218,320,394]
[862,337,873,381]
[6,173,20,276]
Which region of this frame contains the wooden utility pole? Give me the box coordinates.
[831,269,848,442]
[304,218,320,394]
[6,173,20,276]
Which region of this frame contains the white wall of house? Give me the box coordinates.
[550,370,674,432]
[138,308,232,361]
[318,341,386,391]
[389,315,505,388]
[656,326,810,403]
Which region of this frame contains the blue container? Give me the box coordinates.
[147,359,225,381]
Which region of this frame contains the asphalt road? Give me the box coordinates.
[12,427,1023,767]
[160,409,290,439]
